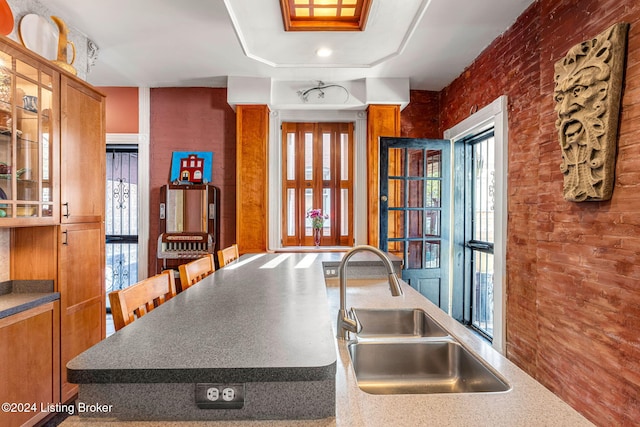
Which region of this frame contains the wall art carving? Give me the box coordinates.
[553,22,629,202]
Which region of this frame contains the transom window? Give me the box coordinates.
[280,0,372,31]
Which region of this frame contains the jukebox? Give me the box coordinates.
[157,183,219,274]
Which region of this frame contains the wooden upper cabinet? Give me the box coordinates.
[60,76,105,223]
[0,36,106,227]
[0,37,61,226]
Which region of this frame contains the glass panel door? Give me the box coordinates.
[380,137,451,310]
[105,146,139,305]
[466,130,496,340]
[0,52,56,222]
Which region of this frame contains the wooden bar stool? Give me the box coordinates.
[178,254,216,292]
[217,244,239,267]
[108,270,177,331]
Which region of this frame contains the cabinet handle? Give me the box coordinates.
[62,230,68,245]
[63,202,70,218]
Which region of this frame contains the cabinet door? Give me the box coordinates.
[0,302,60,427]
[59,222,105,402]
[0,42,60,226]
[60,76,105,223]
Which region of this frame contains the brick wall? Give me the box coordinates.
[406,0,640,424]
[148,88,236,275]
[401,90,440,138]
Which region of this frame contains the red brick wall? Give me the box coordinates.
[148,88,236,275]
[409,0,640,425]
[401,90,440,138]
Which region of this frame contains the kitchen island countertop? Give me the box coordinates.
[62,252,593,426]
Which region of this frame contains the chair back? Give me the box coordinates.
[217,244,239,267]
[178,254,215,291]
[108,270,176,331]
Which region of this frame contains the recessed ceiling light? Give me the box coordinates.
[316,47,332,57]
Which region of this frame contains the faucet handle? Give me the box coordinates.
[388,273,403,296]
[349,307,362,334]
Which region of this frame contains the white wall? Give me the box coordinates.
[7,0,95,79]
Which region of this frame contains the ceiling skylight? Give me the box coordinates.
[280,0,372,31]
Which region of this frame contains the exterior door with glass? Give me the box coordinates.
[379,137,451,310]
[105,145,139,303]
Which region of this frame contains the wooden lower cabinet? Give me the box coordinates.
[0,301,60,427]
[11,224,106,404]
[59,222,105,402]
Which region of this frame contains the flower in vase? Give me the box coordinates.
[306,208,328,230]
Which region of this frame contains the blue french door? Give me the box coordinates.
[379,137,451,310]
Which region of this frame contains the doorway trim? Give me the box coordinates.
[268,109,368,250]
[444,95,508,354]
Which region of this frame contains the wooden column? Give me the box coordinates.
[236,105,270,254]
[366,104,400,247]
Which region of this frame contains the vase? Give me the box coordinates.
[313,228,321,247]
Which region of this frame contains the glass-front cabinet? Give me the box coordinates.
[0,47,58,225]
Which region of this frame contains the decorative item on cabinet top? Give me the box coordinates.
[17,14,78,75]
[51,16,77,75]
[18,14,57,60]
[0,0,13,36]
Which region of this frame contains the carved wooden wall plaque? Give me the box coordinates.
[553,22,629,202]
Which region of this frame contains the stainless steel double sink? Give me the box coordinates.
[347,308,510,395]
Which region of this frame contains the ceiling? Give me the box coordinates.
[43,0,534,91]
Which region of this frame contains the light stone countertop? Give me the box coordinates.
[62,252,593,426]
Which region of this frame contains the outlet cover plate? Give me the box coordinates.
[195,383,245,409]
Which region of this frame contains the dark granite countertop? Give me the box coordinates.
[67,253,342,384]
[0,280,59,319]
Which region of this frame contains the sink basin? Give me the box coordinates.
[348,340,510,394]
[351,308,449,339]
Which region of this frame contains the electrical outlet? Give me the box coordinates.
[222,387,235,401]
[206,387,219,401]
[195,383,244,409]
[324,266,338,277]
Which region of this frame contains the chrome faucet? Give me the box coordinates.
[336,245,403,340]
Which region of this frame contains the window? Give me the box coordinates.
[280,0,372,31]
[282,122,353,246]
[445,95,507,353]
[464,129,495,340]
